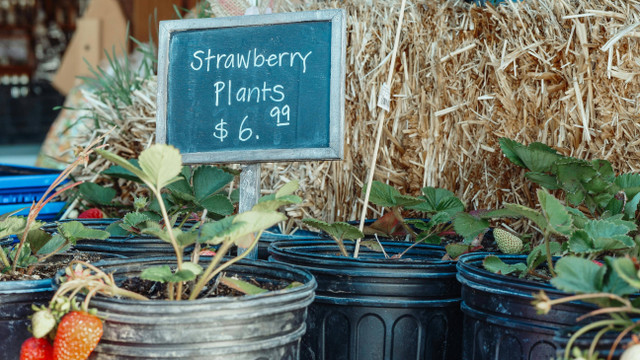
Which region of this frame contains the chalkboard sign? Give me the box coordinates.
[156,9,346,164]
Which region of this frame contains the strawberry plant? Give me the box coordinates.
[0,137,111,275]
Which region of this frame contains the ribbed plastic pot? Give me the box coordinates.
[0,237,125,358]
[0,276,53,358]
[43,218,195,257]
[257,227,326,260]
[268,240,462,360]
[553,326,629,360]
[68,256,316,360]
[457,253,600,360]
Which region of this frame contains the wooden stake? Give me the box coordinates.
[354,0,407,258]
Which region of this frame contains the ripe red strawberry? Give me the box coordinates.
[20,337,53,360]
[77,208,105,219]
[53,311,103,360]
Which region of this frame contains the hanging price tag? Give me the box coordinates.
[377,82,391,111]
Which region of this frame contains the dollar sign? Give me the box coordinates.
[213,119,228,142]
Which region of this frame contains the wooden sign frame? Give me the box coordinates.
[156,9,346,164]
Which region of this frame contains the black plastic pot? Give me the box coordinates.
[554,326,630,360]
[0,277,53,359]
[457,253,601,360]
[68,256,316,359]
[0,237,125,358]
[268,240,462,360]
[43,218,196,257]
[257,227,326,260]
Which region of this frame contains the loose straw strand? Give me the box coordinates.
[354,0,407,258]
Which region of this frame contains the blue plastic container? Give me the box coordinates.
[0,163,67,220]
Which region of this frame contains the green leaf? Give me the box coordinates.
[193,166,234,201]
[137,144,183,189]
[275,180,299,198]
[482,255,527,275]
[499,137,527,168]
[445,243,470,259]
[140,265,173,282]
[106,221,130,237]
[509,140,561,172]
[360,239,384,252]
[166,177,195,203]
[611,257,640,289]
[502,203,548,231]
[198,194,234,216]
[416,233,441,244]
[453,213,488,242]
[203,210,286,246]
[141,265,198,283]
[525,172,560,190]
[77,182,116,205]
[409,187,464,216]
[36,234,70,255]
[592,159,615,183]
[101,160,142,182]
[123,212,151,227]
[569,218,635,253]
[181,261,203,276]
[625,192,640,220]
[26,229,52,254]
[602,257,637,296]
[367,181,423,208]
[615,173,640,191]
[537,189,573,235]
[526,242,562,269]
[551,257,605,294]
[220,276,267,295]
[198,217,237,244]
[96,149,146,181]
[58,221,110,245]
[0,216,28,238]
[302,219,363,241]
[175,229,198,247]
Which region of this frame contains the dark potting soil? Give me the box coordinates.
[0,252,108,281]
[120,274,292,300]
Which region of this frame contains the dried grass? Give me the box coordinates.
[71,0,640,226]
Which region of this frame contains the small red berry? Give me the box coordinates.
[77,208,105,219]
[20,337,53,360]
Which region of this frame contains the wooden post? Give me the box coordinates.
[237,163,261,259]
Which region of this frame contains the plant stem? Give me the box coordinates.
[607,322,640,360]
[544,229,556,277]
[189,231,263,300]
[0,248,10,268]
[392,207,416,239]
[564,319,629,360]
[189,240,234,300]
[151,187,182,270]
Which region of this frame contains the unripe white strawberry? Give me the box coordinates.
[621,343,640,360]
[493,228,523,254]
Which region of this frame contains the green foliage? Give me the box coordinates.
[95,144,301,300]
[302,219,363,257]
[77,183,117,206]
[453,213,489,243]
[482,256,527,276]
[368,181,424,208]
[408,186,465,217]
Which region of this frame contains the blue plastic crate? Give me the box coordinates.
[0,201,66,221]
[0,163,66,205]
[0,163,68,220]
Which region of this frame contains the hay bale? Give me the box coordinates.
[71,0,640,225]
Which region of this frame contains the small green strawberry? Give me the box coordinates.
[493,228,523,254]
[31,308,56,339]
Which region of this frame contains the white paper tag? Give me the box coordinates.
[377,82,391,111]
